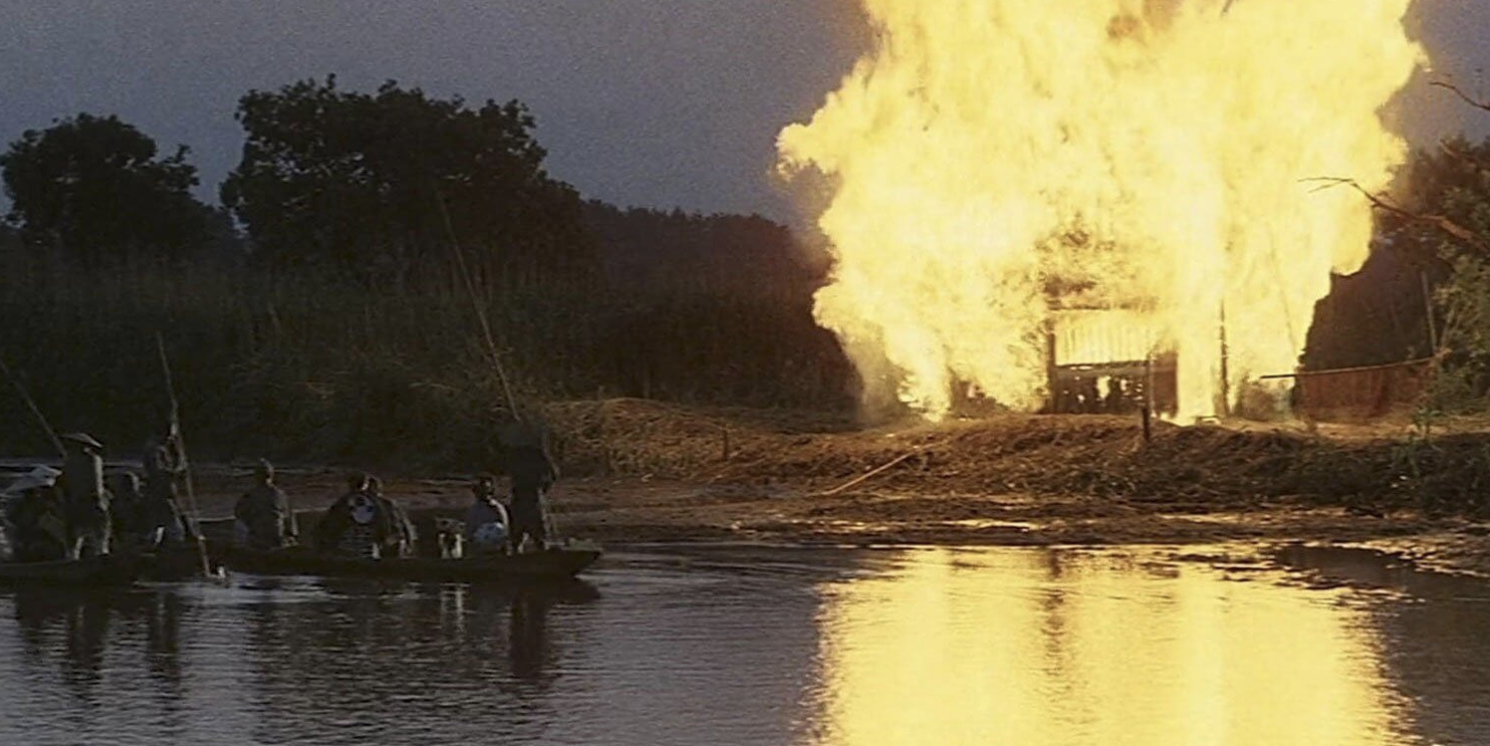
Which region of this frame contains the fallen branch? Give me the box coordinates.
[818,448,922,497]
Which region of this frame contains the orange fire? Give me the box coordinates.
[780,0,1426,421]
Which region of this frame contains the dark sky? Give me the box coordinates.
[0,1,1486,219]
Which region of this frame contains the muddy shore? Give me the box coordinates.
[185,468,1489,567]
[162,403,1490,576]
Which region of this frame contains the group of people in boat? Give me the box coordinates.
[297,433,558,559]
[1,417,561,564]
[0,419,198,563]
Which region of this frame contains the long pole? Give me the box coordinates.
[155,333,212,577]
[0,355,65,459]
[432,189,521,418]
[431,187,563,543]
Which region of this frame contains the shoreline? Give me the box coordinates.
[168,464,1490,578]
[11,407,1490,577]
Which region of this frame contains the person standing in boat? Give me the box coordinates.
[59,432,111,559]
[234,459,298,550]
[464,474,509,556]
[497,422,558,552]
[316,472,393,558]
[141,418,197,547]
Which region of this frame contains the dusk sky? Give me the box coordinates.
[0,1,1487,220]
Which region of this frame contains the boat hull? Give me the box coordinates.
[220,546,601,583]
[0,555,142,588]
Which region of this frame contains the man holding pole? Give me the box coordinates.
[498,420,558,552]
[142,416,196,547]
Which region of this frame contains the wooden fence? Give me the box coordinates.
[1289,358,1434,422]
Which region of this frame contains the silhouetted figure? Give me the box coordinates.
[7,480,69,562]
[234,459,297,550]
[500,441,557,551]
[142,420,196,547]
[367,476,415,558]
[464,475,509,556]
[316,473,392,557]
[60,433,110,559]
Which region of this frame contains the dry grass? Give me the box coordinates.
[540,400,1490,517]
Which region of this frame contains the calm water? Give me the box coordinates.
[1,545,1488,746]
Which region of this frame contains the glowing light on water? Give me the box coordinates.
[809,548,1412,745]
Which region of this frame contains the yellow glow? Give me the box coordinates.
[780,0,1425,420]
[808,549,1410,745]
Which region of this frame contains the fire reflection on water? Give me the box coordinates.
[808,549,1411,746]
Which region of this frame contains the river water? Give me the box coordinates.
[0,545,1487,746]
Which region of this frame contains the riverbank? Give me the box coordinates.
[182,469,1481,552]
[9,401,1490,570]
[161,403,1490,574]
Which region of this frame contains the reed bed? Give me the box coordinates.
[0,249,852,468]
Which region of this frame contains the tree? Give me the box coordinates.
[221,76,596,282]
[581,201,827,295]
[1352,133,1490,399]
[0,114,211,264]
[1414,139,1490,389]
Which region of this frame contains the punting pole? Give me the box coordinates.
[0,355,65,459]
[432,187,563,543]
[155,333,213,578]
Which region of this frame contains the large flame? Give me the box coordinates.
[780,0,1425,421]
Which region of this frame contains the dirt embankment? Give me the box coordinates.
[546,399,1490,510]
[182,400,1490,557]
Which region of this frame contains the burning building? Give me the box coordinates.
[1046,308,1178,417]
[779,0,1425,423]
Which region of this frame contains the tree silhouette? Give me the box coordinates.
[0,114,210,264]
[221,76,595,283]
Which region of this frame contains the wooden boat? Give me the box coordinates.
[139,547,219,582]
[0,555,142,588]
[219,544,602,583]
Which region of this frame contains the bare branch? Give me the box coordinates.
[1430,80,1490,113]
[1303,176,1490,255]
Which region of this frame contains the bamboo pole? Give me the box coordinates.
[432,190,520,418]
[155,333,213,578]
[432,187,564,543]
[0,355,65,459]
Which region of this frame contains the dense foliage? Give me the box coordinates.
[0,89,852,465]
[221,77,595,284]
[0,114,213,264]
[1306,135,1490,400]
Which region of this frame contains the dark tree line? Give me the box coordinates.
[1,77,825,294]
[221,76,596,284]
[583,201,828,294]
[0,113,216,264]
[0,77,851,462]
